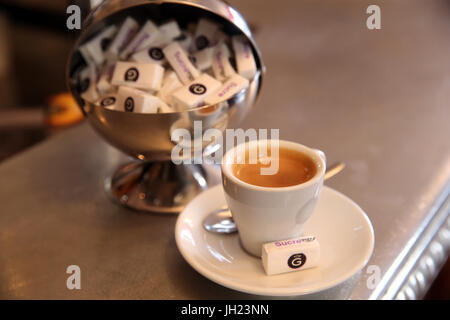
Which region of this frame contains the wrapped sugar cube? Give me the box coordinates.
[232,35,257,80]
[97,62,116,94]
[79,25,118,66]
[204,73,249,105]
[157,100,175,113]
[119,21,163,60]
[111,62,164,91]
[159,20,182,40]
[186,22,197,35]
[97,95,118,110]
[192,47,214,71]
[151,33,173,48]
[171,73,222,110]
[97,74,115,94]
[104,17,139,60]
[193,18,219,51]
[79,65,100,103]
[212,43,236,81]
[211,29,228,46]
[158,71,183,105]
[117,86,172,113]
[78,45,95,66]
[162,70,181,84]
[174,32,193,52]
[163,42,200,84]
[262,236,320,276]
[130,46,166,65]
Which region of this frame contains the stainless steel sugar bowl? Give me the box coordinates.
[67,0,265,213]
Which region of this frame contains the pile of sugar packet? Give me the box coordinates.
[77,17,257,114]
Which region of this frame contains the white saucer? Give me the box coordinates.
[175,185,375,296]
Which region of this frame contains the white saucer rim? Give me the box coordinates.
[175,185,375,296]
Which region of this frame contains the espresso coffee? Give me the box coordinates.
[231,147,317,187]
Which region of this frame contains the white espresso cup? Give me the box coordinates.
[221,139,326,257]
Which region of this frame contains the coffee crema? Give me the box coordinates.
[231,147,317,188]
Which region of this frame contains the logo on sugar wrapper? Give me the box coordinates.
[189,83,207,95]
[175,51,195,81]
[148,47,164,61]
[124,67,139,82]
[195,35,209,50]
[287,253,307,269]
[124,97,135,112]
[101,97,116,107]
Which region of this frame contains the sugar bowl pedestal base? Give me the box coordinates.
[105,160,221,214]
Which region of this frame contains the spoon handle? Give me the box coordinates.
[324,162,346,181]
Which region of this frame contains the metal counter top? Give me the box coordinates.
[0,0,449,299]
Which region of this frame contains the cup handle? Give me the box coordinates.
[314,149,326,165]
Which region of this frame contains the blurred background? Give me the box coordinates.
[0,0,82,161]
[0,0,447,299]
